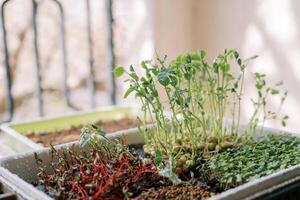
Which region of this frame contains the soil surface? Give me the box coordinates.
[27,117,139,146]
[134,184,212,200]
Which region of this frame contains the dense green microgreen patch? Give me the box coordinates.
[115,49,288,171]
[201,135,300,187]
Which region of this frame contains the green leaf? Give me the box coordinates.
[170,76,178,87]
[221,63,230,72]
[90,124,107,138]
[124,87,134,98]
[234,51,239,59]
[191,53,199,61]
[152,90,158,97]
[158,72,170,86]
[199,50,206,59]
[281,115,289,127]
[155,149,163,165]
[129,72,139,81]
[186,55,192,63]
[184,73,191,80]
[237,59,242,66]
[95,128,107,137]
[270,89,279,95]
[114,66,125,77]
[141,61,147,69]
[129,65,135,72]
[244,55,258,63]
[283,115,289,120]
[79,133,91,147]
[176,55,182,63]
[236,174,242,183]
[227,176,233,184]
[256,83,263,90]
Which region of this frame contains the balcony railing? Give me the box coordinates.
[0,0,116,123]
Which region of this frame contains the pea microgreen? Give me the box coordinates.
[115,49,288,171]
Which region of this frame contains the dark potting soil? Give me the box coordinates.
[36,172,170,200]
[27,117,139,147]
[134,184,212,200]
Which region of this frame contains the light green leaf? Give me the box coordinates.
[155,149,163,165]
[79,133,91,147]
[199,50,206,59]
[124,87,134,98]
[141,61,147,69]
[270,89,279,95]
[114,66,125,77]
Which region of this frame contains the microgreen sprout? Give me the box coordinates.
[115,49,288,171]
[35,125,168,199]
[202,135,300,187]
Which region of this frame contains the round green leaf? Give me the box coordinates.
[114,66,125,77]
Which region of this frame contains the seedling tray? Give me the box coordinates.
[0,176,18,200]
[252,175,300,200]
[0,128,143,200]
[0,106,137,150]
[0,132,34,159]
[1,126,300,200]
[0,171,32,200]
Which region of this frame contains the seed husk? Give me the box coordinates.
[180,155,187,162]
[185,160,194,168]
[184,153,191,158]
[208,136,218,143]
[184,145,193,153]
[208,143,216,151]
[220,141,235,150]
[173,167,183,174]
[202,152,210,160]
[176,139,183,145]
[215,144,220,152]
[197,143,205,150]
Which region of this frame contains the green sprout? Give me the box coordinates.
[115,49,288,172]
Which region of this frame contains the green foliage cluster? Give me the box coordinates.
[115,49,287,171]
[203,135,300,186]
[34,48,294,198]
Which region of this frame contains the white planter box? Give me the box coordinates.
[0,127,300,200]
[0,106,138,151]
[0,132,35,159]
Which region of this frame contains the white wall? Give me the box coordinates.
[154,0,300,133]
[154,0,198,58]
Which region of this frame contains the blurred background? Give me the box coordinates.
[1,0,300,133]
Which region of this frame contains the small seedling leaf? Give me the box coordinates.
[91,125,106,137]
[79,133,91,147]
[155,149,163,165]
[200,50,206,59]
[114,66,125,77]
[124,87,134,98]
[158,72,170,86]
[141,61,147,69]
[271,89,279,95]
